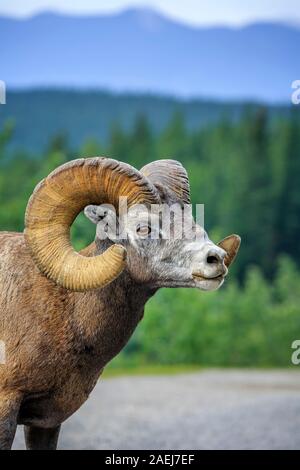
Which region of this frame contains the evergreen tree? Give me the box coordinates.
[130,114,153,168]
[233,108,274,276]
[109,122,129,162]
[158,111,187,159]
[274,112,300,262]
[81,138,103,157]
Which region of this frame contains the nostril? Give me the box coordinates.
[207,255,219,264]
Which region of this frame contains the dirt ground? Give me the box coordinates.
[13,369,300,450]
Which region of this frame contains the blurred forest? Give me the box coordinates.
[0,104,300,367]
[0,90,292,154]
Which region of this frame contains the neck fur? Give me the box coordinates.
[70,240,157,369]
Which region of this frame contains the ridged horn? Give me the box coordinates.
[140,159,191,204]
[24,157,159,291]
[218,234,241,267]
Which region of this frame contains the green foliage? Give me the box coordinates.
[0,90,293,155]
[0,106,300,368]
[113,256,300,368]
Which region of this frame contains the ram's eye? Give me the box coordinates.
[136,224,151,237]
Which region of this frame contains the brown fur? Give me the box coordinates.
[0,232,153,447]
[0,158,240,449]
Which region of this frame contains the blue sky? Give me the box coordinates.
[1,0,299,26]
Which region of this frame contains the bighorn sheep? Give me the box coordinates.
[0,157,240,450]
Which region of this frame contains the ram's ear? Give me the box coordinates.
[84,205,100,224]
[84,204,115,225]
[218,234,241,267]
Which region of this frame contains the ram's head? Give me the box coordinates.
[25,158,240,292]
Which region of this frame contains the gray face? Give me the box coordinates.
[85,204,228,292]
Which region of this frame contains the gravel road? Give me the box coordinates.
[13,370,300,450]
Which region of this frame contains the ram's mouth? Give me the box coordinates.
[192,272,224,282]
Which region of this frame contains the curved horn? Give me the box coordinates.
[218,234,241,267]
[140,159,191,204]
[25,157,159,291]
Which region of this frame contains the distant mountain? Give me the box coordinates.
[0,8,299,102]
[0,89,293,154]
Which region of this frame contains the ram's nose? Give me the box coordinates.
[204,246,227,275]
[206,247,225,265]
